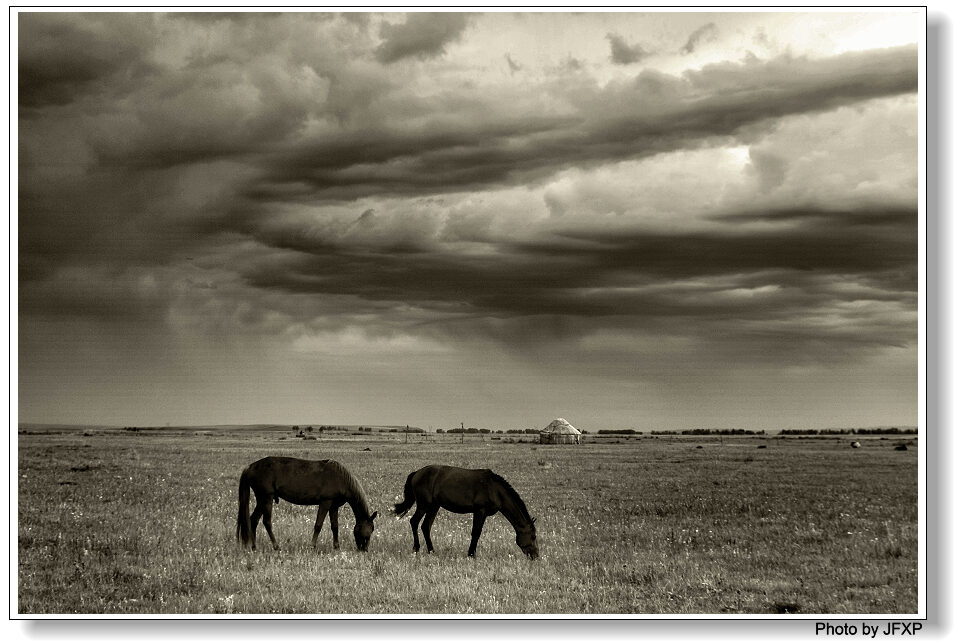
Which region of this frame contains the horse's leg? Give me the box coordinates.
[467,510,487,558]
[409,505,426,553]
[249,502,265,552]
[421,504,440,553]
[312,500,333,550]
[261,498,280,551]
[328,504,340,550]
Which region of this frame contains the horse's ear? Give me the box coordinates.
[370,511,379,521]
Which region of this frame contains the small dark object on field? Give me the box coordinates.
[237,456,378,553]
[772,601,802,614]
[696,445,703,449]
[894,444,909,451]
[70,464,91,472]
[393,464,538,559]
[851,441,861,448]
[758,445,767,449]
[362,447,372,451]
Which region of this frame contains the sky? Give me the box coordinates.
[15,9,921,432]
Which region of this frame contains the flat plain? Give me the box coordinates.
[16,427,918,615]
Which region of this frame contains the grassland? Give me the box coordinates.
[16,427,918,615]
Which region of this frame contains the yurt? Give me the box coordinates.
[539,418,582,445]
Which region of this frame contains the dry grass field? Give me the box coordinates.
[16,427,918,615]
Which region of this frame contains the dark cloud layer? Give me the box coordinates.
[18,13,156,109]
[245,45,917,203]
[229,204,916,353]
[16,12,919,427]
[18,17,918,348]
[19,11,915,204]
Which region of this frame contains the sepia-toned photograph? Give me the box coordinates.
[14,7,924,624]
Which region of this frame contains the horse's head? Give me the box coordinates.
[515,517,538,560]
[353,511,378,551]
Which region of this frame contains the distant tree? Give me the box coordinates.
[292,426,299,431]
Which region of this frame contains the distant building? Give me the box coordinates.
[539,418,582,445]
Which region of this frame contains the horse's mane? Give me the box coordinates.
[489,472,534,526]
[327,460,372,517]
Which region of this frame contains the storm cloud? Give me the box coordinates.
[374,12,472,63]
[607,32,651,64]
[17,11,920,430]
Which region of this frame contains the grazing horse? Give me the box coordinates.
[236,456,378,552]
[393,465,538,559]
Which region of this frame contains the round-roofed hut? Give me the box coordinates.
[539,418,582,445]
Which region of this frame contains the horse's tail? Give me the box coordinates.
[393,471,416,516]
[236,468,252,548]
